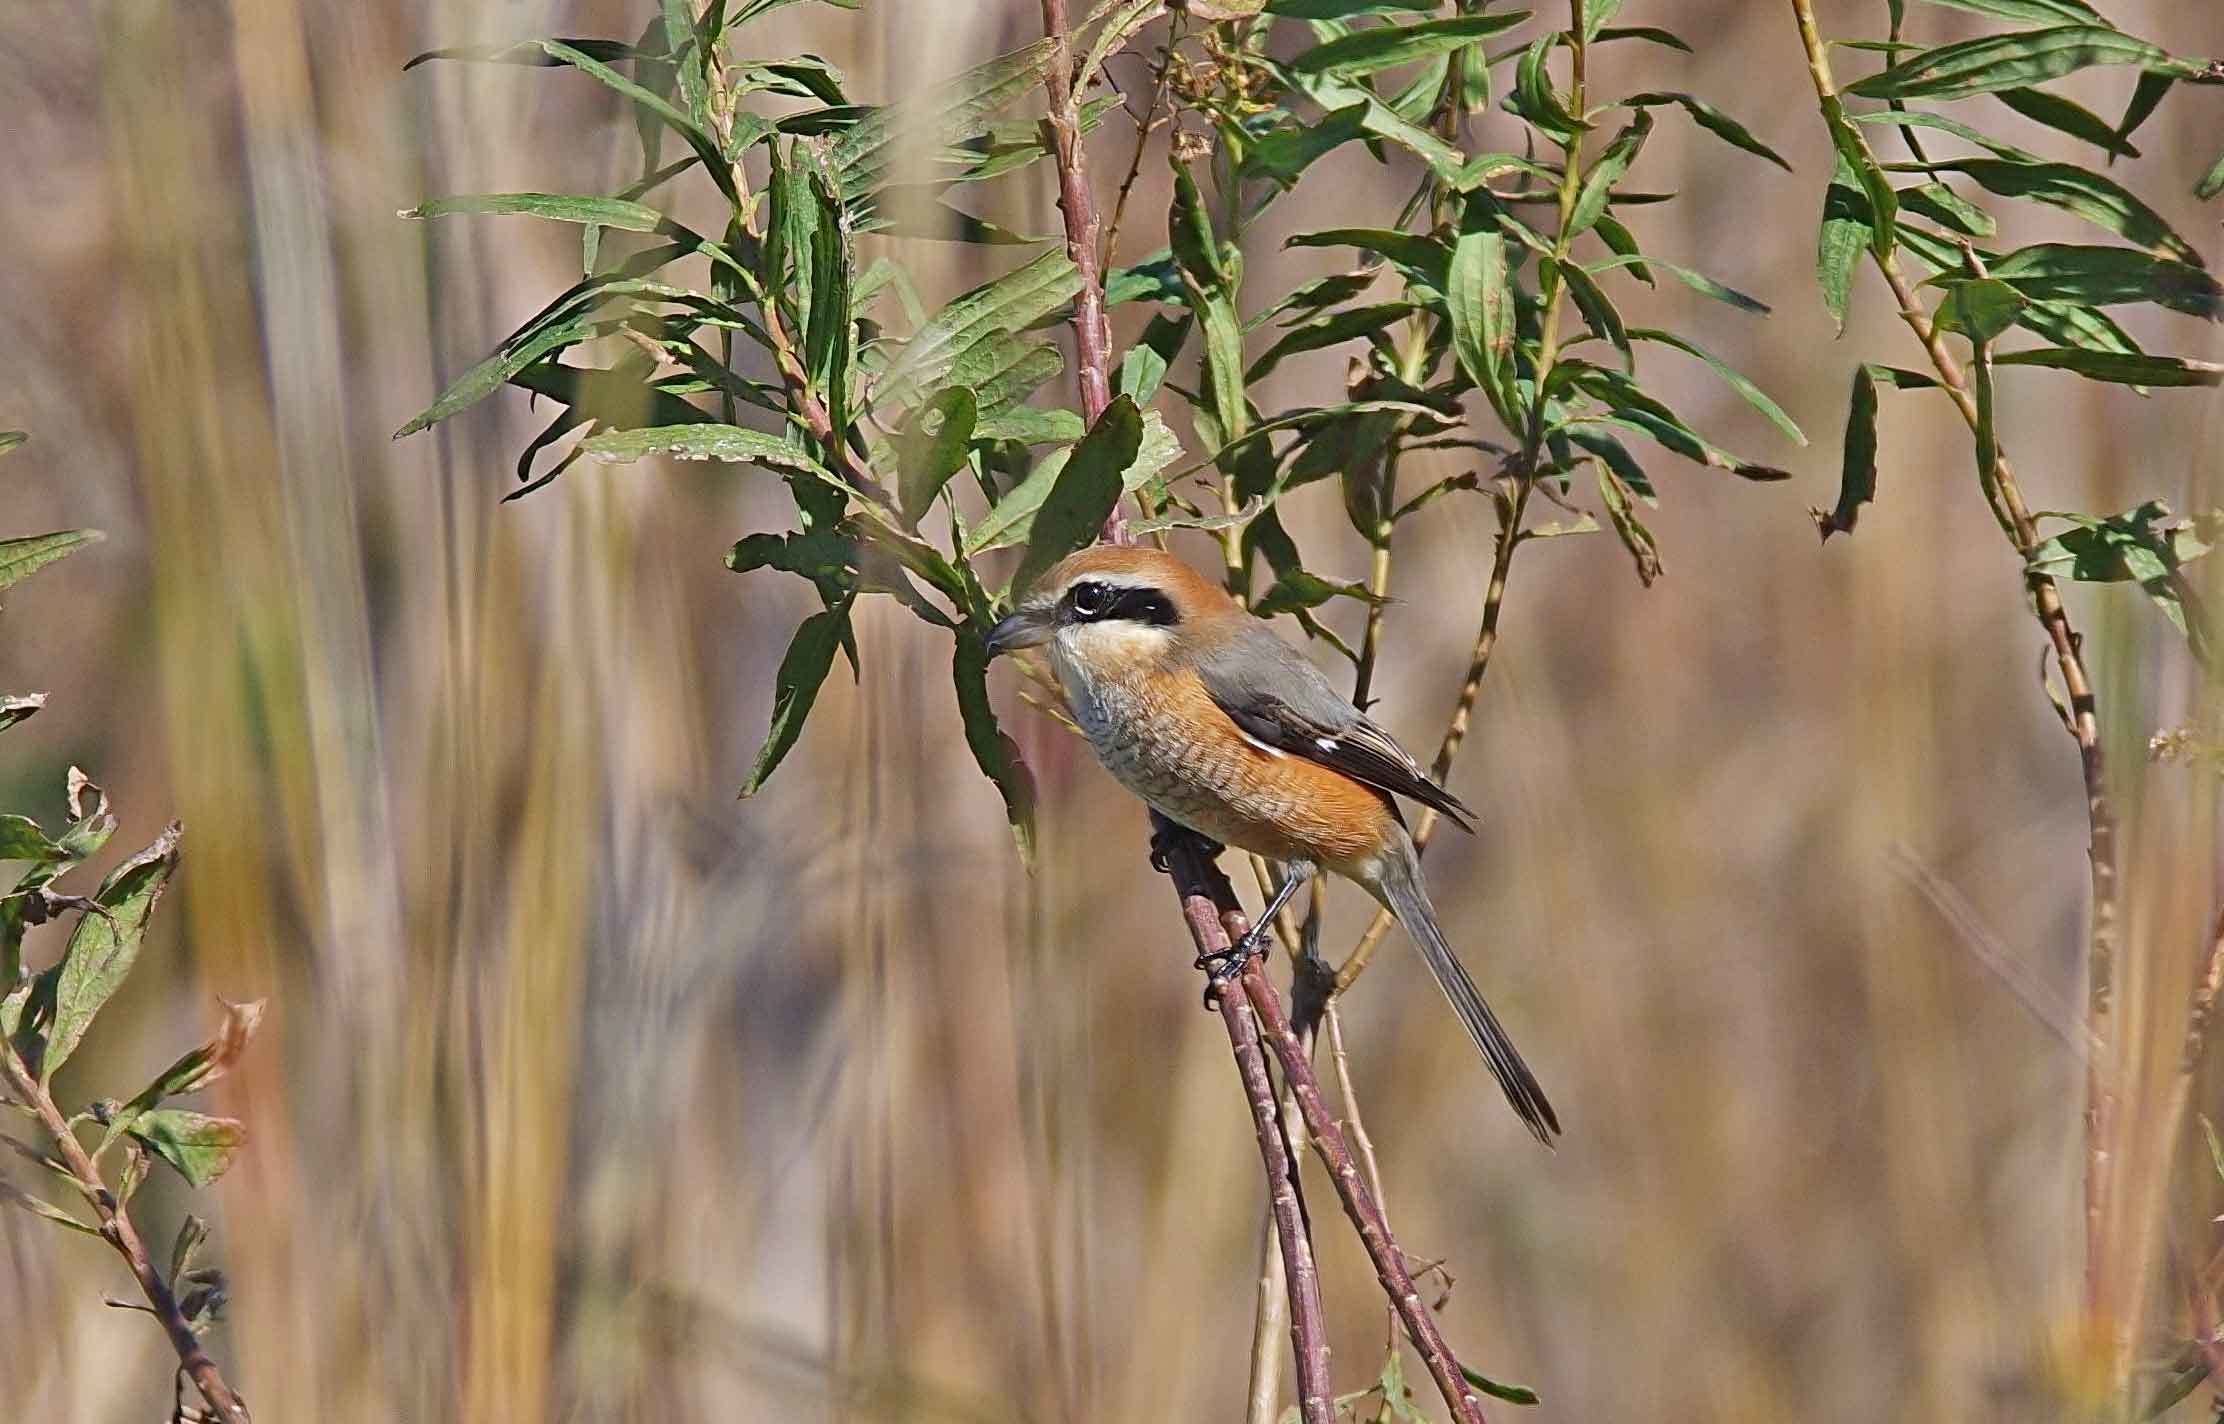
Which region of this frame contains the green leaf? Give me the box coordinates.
[896,388,977,526]
[1510,34,1586,143]
[1559,260,1629,361]
[127,1110,246,1189]
[1911,159,2200,262]
[726,529,857,580]
[1286,229,1450,290]
[877,250,1082,410]
[579,424,835,475]
[1568,112,1653,237]
[1848,27,2181,102]
[1628,328,1806,444]
[41,823,181,1079]
[1010,396,1143,596]
[966,415,1183,554]
[1897,182,1996,238]
[0,431,26,457]
[2198,148,2224,202]
[952,630,1037,866]
[1459,1362,1542,1407]
[1584,255,1771,314]
[401,192,671,231]
[831,37,1053,198]
[740,603,853,797]
[1254,569,1384,617]
[1814,364,1880,540]
[2026,500,2217,645]
[1982,243,2221,318]
[1449,232,1514,423]
[0,814,64,863]
[1288,12,1531,78]
[1822,99,1897,259]
[1264,0,1436,14]
[1596,461,1661,585]
[1248,302,1411,383]
[1244,103,1370,186]
[394,310,606,438]
[1,1181,95,1236]
[1117,312,1191,406]
[1992,87,2139,159]
[1934,277,2029,342]
[0,531,103,592]
[1850,108,2037,163]
[122,999,266,1117]
[1622,92,1789,170]
[1905,0,2106,21]
[1993,348,2224,386]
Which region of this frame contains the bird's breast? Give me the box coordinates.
[1050,655,1392,867]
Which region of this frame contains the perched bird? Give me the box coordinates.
[987,546,1558,1144]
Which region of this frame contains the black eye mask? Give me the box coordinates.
[1063,581,1180,627]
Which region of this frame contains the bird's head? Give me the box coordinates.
[985,546,1233,675]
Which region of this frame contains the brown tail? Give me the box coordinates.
[1374,840,1560,1145]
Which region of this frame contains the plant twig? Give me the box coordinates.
[1246,943,1493,1424]
[1157,816,1336,1424]
[0,1045,250,1424]
[1784,0,2119,1307]
[1038,0,1118,436]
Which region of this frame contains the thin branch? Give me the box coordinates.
[1246,948,1494,1424]
[1784,0,2119,1308]
[1038,0,1118,434]
[1157,816,1335,1424]
[0,1046,250,1424]
[1103,39,1179,276]
[2182,905,2224,1074]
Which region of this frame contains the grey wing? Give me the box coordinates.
[1190,623,1476,832]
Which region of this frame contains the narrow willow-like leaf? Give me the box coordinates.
[0,530,103,592]
[1823,99,1897,258]
[0,814,64,862]
[1596,26,1692,53]
[2199,149,2224,202]
[1287,12,1530,77]
[580,424,833,474]
[1993,348,2224,386]
[1244,103,1369,186]
[42,823,181,1078]
[1248,302,1412,382]
[0,694,44,734]
[877,251,1081,410]
[1449,232,1514,422]
[1622,92,1789,170]
[1559,261,1629,362]
[1568,112,1653,237]
[740,603,852,797]
[1286,228,1451,290]
[1511,34,1587,142]
[1982,243,2221,318]
[1915,158,2200,262]
[1011,396,1144,596]
[0,432,26,457]
[896,388,977,526]
[1992,87,2138,159]
[965,416,1183,554]
[1814,365,1879,540]
[831,37,1054,197]
[402,192,670,231]
[1936,278,2029,342]
[1628,328,1806,444]
[1117,312,1191,407]
[1897,182,1996,238]
[1584,255,1771,314]
[1850,108,2037,163]
[1263,0,1435,14]
[1849,27,2180,102]
[1596,461,1661,584]
[1906,0,2106,21]
[952,629,1037,866]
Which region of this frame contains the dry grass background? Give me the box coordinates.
[2,1,2222,1419]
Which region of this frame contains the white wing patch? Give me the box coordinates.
[1232,725,1289,760]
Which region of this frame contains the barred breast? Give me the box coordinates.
[1054,655,1390,867]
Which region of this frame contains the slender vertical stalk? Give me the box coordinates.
[1783,0,2120,1318]
[1037,0,1117,433]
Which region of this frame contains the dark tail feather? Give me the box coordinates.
[1378,850,1560,1145]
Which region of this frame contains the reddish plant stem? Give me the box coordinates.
[0,1046,251,1424]
[1159,816,1335,1424]
[1038,0,1115,426]
[1158,821,1491,1424]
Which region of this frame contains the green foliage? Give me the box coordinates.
[1803,0,2224,655]
[393,0,1809,846]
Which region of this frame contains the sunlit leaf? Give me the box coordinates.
[1981,243,2221,318]
[1629,328,1806,444]
[0,531,103,592]
[127,1110,246,1189]
[1848,27,2189,102]
[1287,12,1531,78]
[1623,92,1789,170]
[1911,158,2200,262]
[1992,87,2139,159]
[1993,348,2224,386]
[402,192,671,231]
[42,823,181,1078]
[896,388,977,526]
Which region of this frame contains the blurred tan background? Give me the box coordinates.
[3,1,2222,1419]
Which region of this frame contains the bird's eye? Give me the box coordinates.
[1068,582,1111,618]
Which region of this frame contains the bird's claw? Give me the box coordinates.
[1194,927,1264,1007]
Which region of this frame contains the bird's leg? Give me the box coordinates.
[1148,817,1223,874]
[1194,861,1314,988]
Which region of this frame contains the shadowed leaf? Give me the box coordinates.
[1814,365,1880,540]
[953,630,1037,867]
[740,603,853,797]
[42,823,181,1079]
[1011,396,1143,596]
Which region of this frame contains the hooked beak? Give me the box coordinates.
[985,608,1054,656]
